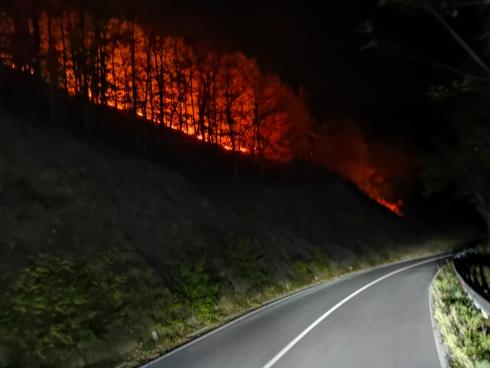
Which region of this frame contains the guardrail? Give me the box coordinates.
[452,254,490,318]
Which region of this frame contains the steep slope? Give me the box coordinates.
[0,110,471,367]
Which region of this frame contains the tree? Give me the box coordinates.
[0,4,314,166]
[361,1,490,83]
[372,0,490,232]
[424,80,490,233]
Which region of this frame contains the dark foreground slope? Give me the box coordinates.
[0,111,473,368]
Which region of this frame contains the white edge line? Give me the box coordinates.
[428,263,449,368]
[261,254,448,368]
[139,272,333,367]
[139,253,449,368]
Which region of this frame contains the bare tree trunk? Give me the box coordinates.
[189,65,197,134]
[32,8,42,77]
[212,77,218,144]
[46,10,60,123]
[111,46,117,108]
[60,13,69,93]
[96,20,108,106]
[153,40,166,126]
[129,19,138,117]
[143,31,152,121]
[12,0,37,74]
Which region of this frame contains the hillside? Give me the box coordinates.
[0,110,474,368]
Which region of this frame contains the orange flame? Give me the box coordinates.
[0,8,404,216]
[368,194,403,216]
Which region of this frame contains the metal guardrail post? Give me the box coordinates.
[452,259,490,319]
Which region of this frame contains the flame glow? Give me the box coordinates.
[0,7,404,216]
[0,9,312,161]
[311,123,405,216]
[373,196,403,216]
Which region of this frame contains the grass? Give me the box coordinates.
[432,263,490,368]
[0,237,460,368]
[130,237,458,367]
[122,238,459,367]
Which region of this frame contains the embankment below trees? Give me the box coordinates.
[0,110,477,367]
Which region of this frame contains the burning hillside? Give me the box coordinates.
[310,122,409,216]
[0,4,406,215]
[0,8,311,161]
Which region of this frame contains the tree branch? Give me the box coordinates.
[408,55,490,81]
[422,0,490,75]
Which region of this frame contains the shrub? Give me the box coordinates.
[177,262,218,322]
[227,236,267,289]
[311,247,330,277]
[292,248,331,282]
[0,248,165,367]
[0,254,94,365]
[293,259,312,280]
[432,264,490,368]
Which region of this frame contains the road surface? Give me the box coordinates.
[144,256,446,368]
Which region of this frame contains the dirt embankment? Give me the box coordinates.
[0,111,475,367]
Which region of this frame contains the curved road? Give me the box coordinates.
[144,256,446,368]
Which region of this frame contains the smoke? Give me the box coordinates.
[310,119,414,213]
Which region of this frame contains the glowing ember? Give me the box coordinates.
[368,194,403,216]
[355,174,404,216]
[309,123,405,217]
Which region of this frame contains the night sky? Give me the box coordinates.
[123,0,484,150]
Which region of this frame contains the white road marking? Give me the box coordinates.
[261,255,447,368]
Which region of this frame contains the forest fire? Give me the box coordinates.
[0,6,403,216]
[352,166,404,216]
[0,8,311,161]
[349,172,403,216]
[378,198,403,216]
[310,123,406,216]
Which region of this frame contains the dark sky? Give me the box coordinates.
[143,0,377,114]
[134,0,483,147]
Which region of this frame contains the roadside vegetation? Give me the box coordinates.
[432,263,490,368]
[0,237,457,368]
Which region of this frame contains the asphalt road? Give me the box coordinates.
[144,256,446,368]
